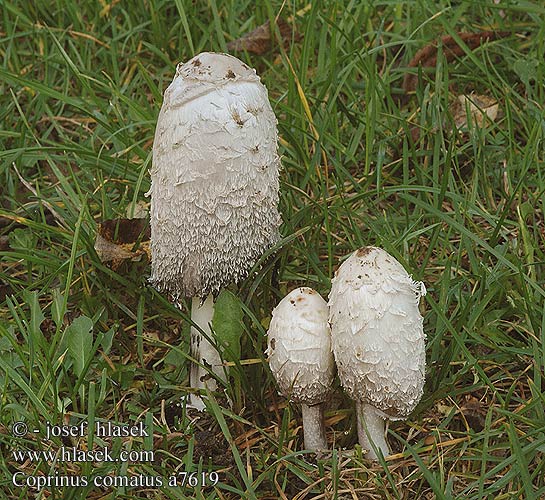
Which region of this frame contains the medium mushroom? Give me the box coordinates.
[266,287,335,451]
[328,247,426,459]
[149,52,281,409]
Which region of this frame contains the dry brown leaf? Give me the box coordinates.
[452,93,499,129]
[94,217,150,269]
[403,31,510,94]
[227,18,293,55]
[409,92,500,143]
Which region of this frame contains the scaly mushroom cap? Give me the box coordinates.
[149,52,281,299]
[328,247,426,420]
[266,287,335,405]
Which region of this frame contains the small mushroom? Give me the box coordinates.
[149,52,281,409]
[266,287,335,451]
[328,247,426,459]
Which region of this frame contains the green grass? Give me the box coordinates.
[1,0,545,498]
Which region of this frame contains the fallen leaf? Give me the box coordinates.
[227,18,293,55]
[452,93,499,129]
[403,31,510,95]
[409,92,500,143]
[94,217,150,269]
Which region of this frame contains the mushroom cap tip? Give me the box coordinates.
[176,51,259,84]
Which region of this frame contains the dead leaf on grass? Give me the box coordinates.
[403,31,510,94]
[94,217,150,269]
[227,17,293,55]
[409,92,500,143]
[452,93,499,130]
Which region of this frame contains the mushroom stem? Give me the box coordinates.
[189,294,226,410]
[356,403,390,460]
[301,403,327,451]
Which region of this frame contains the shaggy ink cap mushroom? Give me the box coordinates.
[328,246,426,459]
[148,52,282,409]
[267,287,335,451]
[149,52,281,300]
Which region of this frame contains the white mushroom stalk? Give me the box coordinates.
[266,287,335,451]
[149,52,281,409]
[328,247,426,459]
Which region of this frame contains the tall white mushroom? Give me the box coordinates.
[266,287,335,451]
[149,52,281,409]
[328,247,426,459]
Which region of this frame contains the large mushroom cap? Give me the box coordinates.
[328,247,426,420]
[149,52,281,299]
[266,287,335,405]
